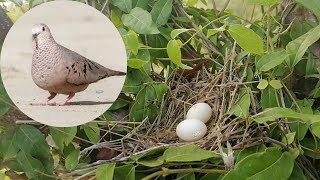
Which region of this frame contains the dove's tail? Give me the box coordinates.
[106,69,127,77]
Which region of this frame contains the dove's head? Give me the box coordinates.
[32,23,53,49]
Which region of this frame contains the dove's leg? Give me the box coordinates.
[30,92,57,106]
[58,93,75,106]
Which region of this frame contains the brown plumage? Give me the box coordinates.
[31,23,126,106]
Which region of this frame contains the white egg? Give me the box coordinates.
[176,119,207,141]
[186,103,212,123]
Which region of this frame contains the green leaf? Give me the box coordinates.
[289,121,310,141]
[132,0,149,9]
[82,122,100,144]
[125,31,140,55]
[96,163,116,180]
[286,25,320,68]
[167,39,182,66]
[163,145,218,162]
[0,78,13,117]
[171,29,194,39]
[300,138,320,159]
[138,155,164,167]
[0,131,18,161]
[0,125,54,176]
[122,7,160,34]
[257,79,268,90]
[130,146,166,161]
[281,132,296,145]
[294,0,320,20]
[222,148,294,180]
[311,122,320,138]
[207,26,226,38]
[150,0,173,26]
[49,127,77,151]
[16,151,45,179]
[129,85,161,121]
[261,85,278,110]
[187,0,199,6]
[228,24,264,55]
[228,89,251,118]
[111,0,132,13]
[289,163,307,180]
[29,0,45,8]
[109,94,131,111]
[114,164,135,180]
[256,50,288,72]
[247,0,279,6]
[65,148,80,170]
[269,80,283,89]
[236,145,266,163]
[128,58,148,69]
[252,107,320,124]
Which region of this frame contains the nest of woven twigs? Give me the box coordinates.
[111,62,266,156]
[81,61,269,163]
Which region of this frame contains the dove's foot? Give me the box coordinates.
[57,93,75,106]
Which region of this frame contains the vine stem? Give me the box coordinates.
[141,168,227,180]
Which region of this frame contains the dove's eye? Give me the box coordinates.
[42,27,45,31]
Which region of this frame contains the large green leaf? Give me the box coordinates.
[286,25,320,68]
[163,145,218,162]
[122,7,160,34]
[294,0,320,20]
[252,107,320,124]
[228,24,264,55]
[256,50,288,72]
[222,148,294,180]
[96,163,116,180]
[16,151,46,179]
[111,0,132,13]
[0,125,54,179]
[150,0,173,26]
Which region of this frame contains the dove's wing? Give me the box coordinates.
[59,45,125,86]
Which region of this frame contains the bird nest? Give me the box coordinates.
[83,61,266,164]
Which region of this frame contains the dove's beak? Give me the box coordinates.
[32,33,39,40]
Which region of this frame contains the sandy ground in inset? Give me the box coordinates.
[0,1,127,127]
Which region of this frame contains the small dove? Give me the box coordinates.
[31,23,126,106]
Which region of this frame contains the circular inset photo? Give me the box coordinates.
[0,1,127,127]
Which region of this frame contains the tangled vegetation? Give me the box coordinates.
[1,0,320,179]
